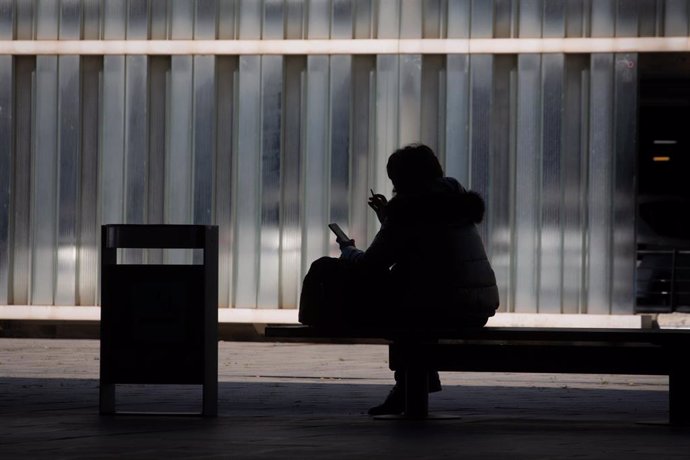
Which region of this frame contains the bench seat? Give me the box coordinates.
[264,325,690,424]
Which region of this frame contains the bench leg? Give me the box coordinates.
[404,367,429,418]
[670,371,690,426]
[99,382,115,415]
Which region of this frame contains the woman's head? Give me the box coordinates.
[386,144,443,194]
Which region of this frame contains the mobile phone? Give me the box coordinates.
[328,223,350,242]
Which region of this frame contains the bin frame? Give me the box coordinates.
[99,224,218,416]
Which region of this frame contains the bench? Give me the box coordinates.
[264,325,690,425]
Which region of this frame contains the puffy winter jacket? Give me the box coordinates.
[341,177,499,325]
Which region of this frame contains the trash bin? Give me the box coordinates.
[99,224,218,416]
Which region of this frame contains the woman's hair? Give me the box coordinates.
[386,143,443,194]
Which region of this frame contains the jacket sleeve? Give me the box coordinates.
[339,220,398,270]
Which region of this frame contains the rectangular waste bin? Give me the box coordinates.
[99,224,218,416]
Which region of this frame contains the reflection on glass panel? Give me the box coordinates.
[445,54,470,185]
[32,56,58,305]
[587,53,614,314]
[258,56,282,308]
[513,54,541,313]
[302,56,329,274]
[55,55,80,306]
[234,56,261,308]
[539,54,564,313]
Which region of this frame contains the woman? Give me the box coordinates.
[299,144,499,415]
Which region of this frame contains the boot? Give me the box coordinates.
[367,385,405,416]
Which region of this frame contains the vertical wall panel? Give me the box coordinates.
[420,55,443,154]
[513,54,541,313]
[399,0,422,38]
[444,55,470,185]
[31,1,59,304]
[280,56,305,308]
[353,0,373,38]
[468,55,492,244]
[590,0,615,37]
[78,57,101,305]
[538,54,564,313]
[470,0,493,38]
[377,0,400,38]
[329,55,352,257]
[664,0,689,36]
[215,57,237,307]
[611,53,637,313]
[0,55,11,303]
[258,2,285,307]
[374,54,399,227]
[54,1,82,305]
[398,54,422,145]
[490,55,516,313]
[234,56,261,308]
[192,55,216,225]
[302,56,330,274]
[587,53,615,314]
[258,55,283,307]
[446,0,471,38]
[561,55,588,313]
[11,58,33,305]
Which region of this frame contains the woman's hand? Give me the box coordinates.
[368,190,388,223]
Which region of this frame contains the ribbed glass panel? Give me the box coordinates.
[0,55,11,303]
[539,54,564,313]
[490,55,516,313]
[258,55,283,308]
[561,55,588,314]
[215,56,237,307]
[78,57,101,305]
[665,0,689,36]
[444,54,470,185]
[399,54,422,145]
[587,53,615,314]
[468,54,492,244]
[234,56,261,308]
[590,0,615,37]
[11,58,33,305]
[612,53,637,313]
[513,54,541,313]
[302,55,329,274]
[377,0,400,38]
[329,55,352,257]
[280,56,305,308]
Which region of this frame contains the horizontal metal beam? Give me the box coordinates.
[1,37,689,55]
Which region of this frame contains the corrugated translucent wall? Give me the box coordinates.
[0,0,687,314]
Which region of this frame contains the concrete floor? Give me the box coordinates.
[1,339,689,459]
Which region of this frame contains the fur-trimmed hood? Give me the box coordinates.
[385,177,485,225]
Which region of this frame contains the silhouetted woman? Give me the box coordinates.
[299,143,500,415]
